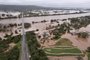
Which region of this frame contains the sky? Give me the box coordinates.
[0,0,90,8]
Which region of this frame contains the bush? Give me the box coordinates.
[36,29,39,31]
[87,47,90,52]
[15,30,18,34]
[77,32,89,38]
[0,38,2,41]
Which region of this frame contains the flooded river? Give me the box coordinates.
[0,13,90,24]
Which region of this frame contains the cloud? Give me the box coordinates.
[0,0,90,8]
[0,0,21,4]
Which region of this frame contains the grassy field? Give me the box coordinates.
[55,38,73,46]
[46,53,83,56]
[44,38,83,56]
[44,47,83,56]
[45,48,81,53]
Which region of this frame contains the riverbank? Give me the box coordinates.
[0,12,88,20]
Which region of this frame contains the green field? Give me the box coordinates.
[44,47,83,56]
[55,38,73,46]
[44,38,83,56]
[45,48,81,53]
[46,53,83,56]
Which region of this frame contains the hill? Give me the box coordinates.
[0,4,52,11]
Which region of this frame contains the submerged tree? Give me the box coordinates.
[87,47,90,52]
[77,32,89,38]
[77,56,83,60]
[24,23,31,29]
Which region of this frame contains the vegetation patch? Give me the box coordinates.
[44,47,83,56]
[88,53,90,60]
[0,34,21,60]
[44,37,82,57]
[55,38,73,46]
[0,31,48,60]
[0,46,19,60]
[46,53,83,56]
[52,22,72,40]
[26,31,48,60]
[77,32,89,38]
[69,16,90,30]
[45,48,81,53]
[24,23,31,29]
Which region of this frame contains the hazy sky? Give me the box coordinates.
[0,0,90,8]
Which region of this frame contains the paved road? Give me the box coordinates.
[20,17,30,60]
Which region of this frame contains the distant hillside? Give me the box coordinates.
[0,4,53,11]
[0,4,85,11]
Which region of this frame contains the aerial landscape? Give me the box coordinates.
[0,0,90,60]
